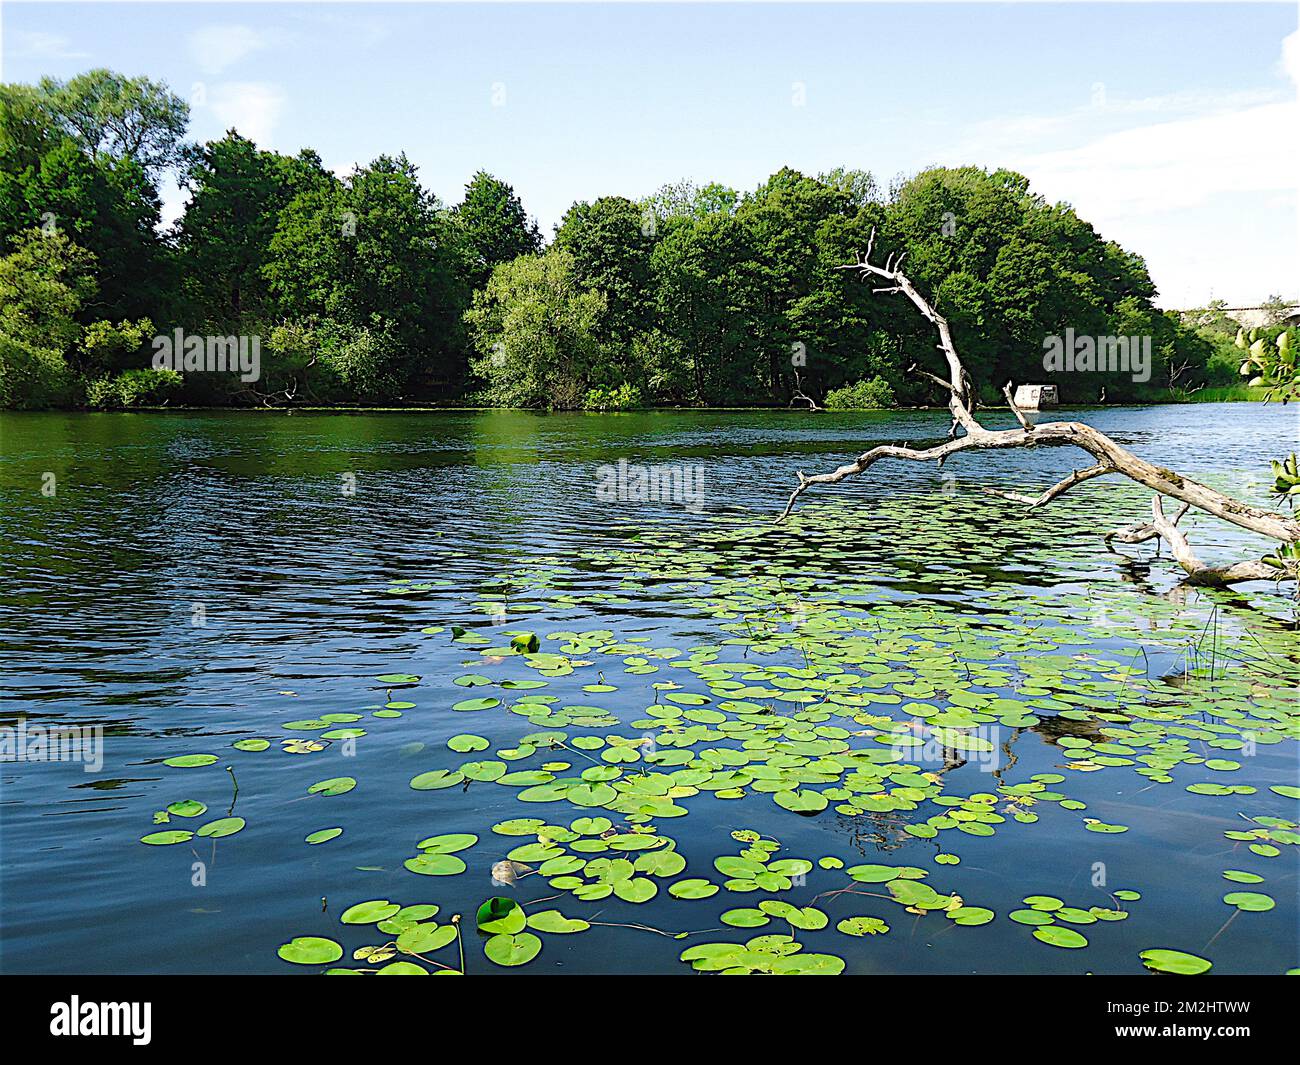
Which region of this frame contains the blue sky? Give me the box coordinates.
[3,2,1297,306]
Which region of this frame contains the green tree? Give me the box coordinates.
[265,153,468,394]
[651,211,769,403]
[465,248,608,409]
[39,69,189,175]
[177,132,330,326]
[0,78,172,325]
[883,166,1159,400]
[0,229,96,407]
[0,228,96,351]
[452,171,541,292]
[642,179,738,229]
[555,196,657,347]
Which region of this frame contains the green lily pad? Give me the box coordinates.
[668,879,719,900]
[196,816,245,838]
[837,916,889,936]
[140,830,193,845]
[308,777,356,796]
[404,853,467,876]
[1032,926,1088,949]
[526,910,590,933]
[341,899,401,925]
[306,827,343,845]
[1222,891,1274,912]
[163,754,217,768]
[477,897,526,934]
[1139,948,1212,975]
[484,931,542,967]
[278,936,343,965]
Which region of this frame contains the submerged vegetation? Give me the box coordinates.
[135,484,1300,975]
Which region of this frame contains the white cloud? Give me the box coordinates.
[6,30,89,62]
[1011,99,1298,219]
[1284,26,1300,88]
[208,83,286,148]
[188,25,272,76]
[956,88,1286,162]
[305,12,393,51]
[944,33,1300,307]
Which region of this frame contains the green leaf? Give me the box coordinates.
[1222,891,1274,912]
[277,937,343,965]
[668,878,719,900]
[1032,926,1088,949]
[452,697,500,712]
[403,853,466,876]
[1139,948,1212,975]
[196,816,245,838]
[526,910,590,933]
[341,899,401,925]
[163,754,217,768]
[477,896,526,934]
[946,906,994,926]
[484,932,541,967]
[721,907,770,928]
[837,916,889,936]
[140,830,193,845]
[410,770,464,791]
[308,776,356,796]
[306,827,342,845]
[397,924,457,954]
[418,832,478,854]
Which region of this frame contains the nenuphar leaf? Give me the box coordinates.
[484,932,541,967]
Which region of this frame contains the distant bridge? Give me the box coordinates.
[1176,304,1300,329]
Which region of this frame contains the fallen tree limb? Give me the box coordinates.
[788,369,822,412]
[779,229,1300,585]
[1106,496,1297,586]
[983,462,1117,509]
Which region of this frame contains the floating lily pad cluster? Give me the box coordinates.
[1009,890,1138,950]
[146,489,1296,974]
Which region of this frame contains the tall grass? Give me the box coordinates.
[1188,385,1274,403]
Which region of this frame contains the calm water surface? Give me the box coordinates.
[0,404,1296,974]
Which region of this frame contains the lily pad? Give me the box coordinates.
[484,931,542,967]
[278,937,343,965]
[1139,948,1212,975]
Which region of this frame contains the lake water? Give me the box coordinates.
[1,404,1296,975]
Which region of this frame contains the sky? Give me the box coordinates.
[2,1,1297,308]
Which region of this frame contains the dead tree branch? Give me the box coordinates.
[788,369,822,412]
[983,462,1117,509]
[1106,496,1297,586]
[781,229,1300,585]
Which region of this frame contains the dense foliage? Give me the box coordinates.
[1,69,1286,410]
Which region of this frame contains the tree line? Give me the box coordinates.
[0,68,1273,411]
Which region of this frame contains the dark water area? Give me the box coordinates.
[0,404,1296,975]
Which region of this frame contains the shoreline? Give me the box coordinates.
[0,395,1271,415]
